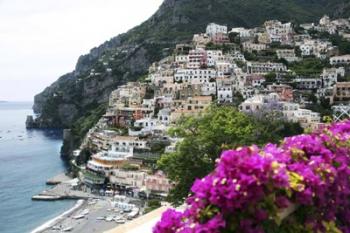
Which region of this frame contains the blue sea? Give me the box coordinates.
[0,102,75,233]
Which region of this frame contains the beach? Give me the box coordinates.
[31,193,145,233]
[35,199,118,233]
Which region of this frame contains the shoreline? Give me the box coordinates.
[30,200,85,233]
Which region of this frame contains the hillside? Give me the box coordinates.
[32,0,350,149]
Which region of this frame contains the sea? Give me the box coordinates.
[0,102,75,233]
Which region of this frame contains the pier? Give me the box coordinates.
[46,173,71,185]
[32,183,98,201]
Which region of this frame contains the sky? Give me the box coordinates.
[0,0,163,101]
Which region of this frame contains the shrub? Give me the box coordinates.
[154,120,350,233]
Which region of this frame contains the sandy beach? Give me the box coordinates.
[32,197,145,233]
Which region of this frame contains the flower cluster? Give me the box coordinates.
[153,120,350,233]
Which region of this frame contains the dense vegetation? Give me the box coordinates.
[158,106,303,205]
[125,0,350,44]
[61,103,107,156]
[330,35,350,55]
[289,57,329,77]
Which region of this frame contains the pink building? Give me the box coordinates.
[188,49,207,68]
[267,84,294,102]
[145,171,173,193]
[212,32,230,45]
[245,75,266,87]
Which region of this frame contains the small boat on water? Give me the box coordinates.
[32,195,62,200]
[96,216,105,220]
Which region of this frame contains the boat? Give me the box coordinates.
[105,216,114,222]
[96,216,105,220]
[32,195,62,200]
[88,200,97,205]
[63,226,73,232]
[52,226,61,230]
[81,209,89,215]
[72,214,85,219]
[115,218,126,224]
[127,208,139,219]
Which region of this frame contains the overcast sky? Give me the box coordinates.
[0,0,163,101]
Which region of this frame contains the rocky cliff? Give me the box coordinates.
[32,0,350,154]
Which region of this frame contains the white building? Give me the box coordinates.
[246,62,287,74]
[130,118,164,136]
[239,93,280,112]
[299,39,332,58]
[247,75,266,87]
[231,51,246,62]
[109,136,148,155]
[216,61,233,74]
[319,15,331,26]
[206,50,224,67]
[217,85,233,103]
[240,88,256,100]
[175,55,189,65]
[174,68,216,84]
[151,72,174,86]
[86,140,142,175]
[158,108,171,126]
[240,94,321,129]
[230,27,253,39]
[110,169,146,188]
[330,55,350,66]
[264,20,294,45]
[321,67,345,88]
[282,103,321,129]
[201,82,217,96]
[206,23,228,36]
[295,78,322,89]
[276,49,300,63]
[242,42,268,52]
[299,43,313,56]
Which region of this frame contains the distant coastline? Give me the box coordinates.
[0,100,33,102]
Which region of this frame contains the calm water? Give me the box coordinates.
[0,102,75,233]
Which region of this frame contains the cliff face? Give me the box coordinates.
[33,0,350,129]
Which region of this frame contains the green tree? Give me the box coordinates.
[158,106,303,205]
[330,35,350,55]
[289,57,328,76]
[264,72,277,83]
[228,32,240,44]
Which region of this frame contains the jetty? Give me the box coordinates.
[32,183,98,201]
[46,173,71,185]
